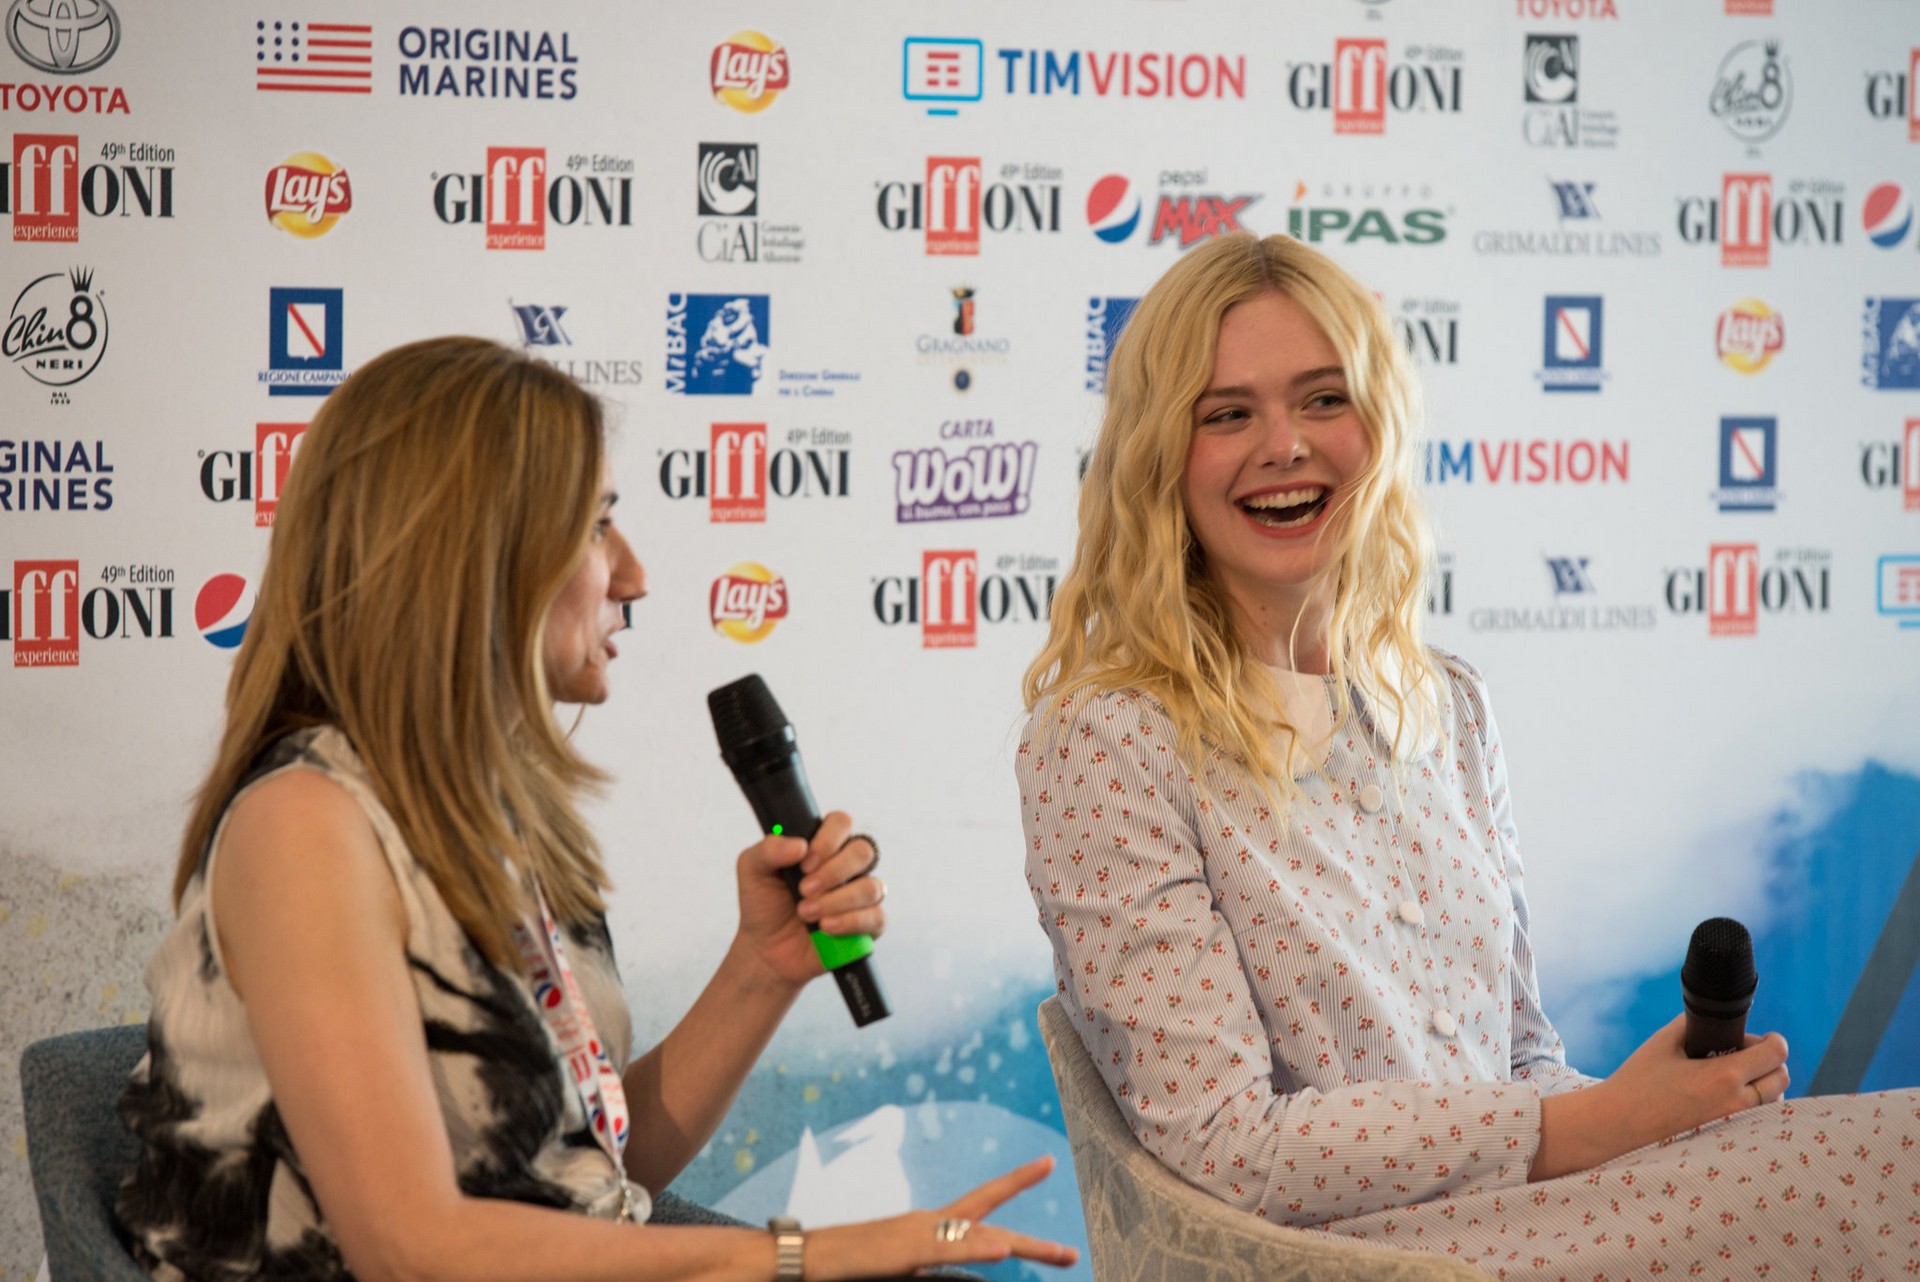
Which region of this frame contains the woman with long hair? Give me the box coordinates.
[119,336,1076,1282]
[1018,233,1917,1277]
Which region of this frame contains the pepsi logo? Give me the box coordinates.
[1086,174,1141,244]
[194,574,253,649]
[1864,182,1913,249]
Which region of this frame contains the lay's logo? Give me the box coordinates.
[710,562,788,643]
[711,31,789,113]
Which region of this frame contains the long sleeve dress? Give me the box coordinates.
[1017,652,1919,1280]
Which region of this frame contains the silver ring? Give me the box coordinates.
[841,832,880,873]
[871,877,887,905]
[934,1217,972,1243]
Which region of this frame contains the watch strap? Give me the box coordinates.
[768,1215,804,1281]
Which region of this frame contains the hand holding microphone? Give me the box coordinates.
[1681,916,1758,1058]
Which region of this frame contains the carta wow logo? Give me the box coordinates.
[1663,543,1829,636]
[2,557,176,666]
[710,561,788,642]
[261,287,345,396]
[871,549,1056,649]
[655,422,851,521]
[198,422,308,526]
[430,146,634,249]
[195,574,254,649]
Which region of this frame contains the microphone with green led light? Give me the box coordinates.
[707,674,890,1027]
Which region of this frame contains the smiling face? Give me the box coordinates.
[541,466,647,705]
[1180,289,1373,668]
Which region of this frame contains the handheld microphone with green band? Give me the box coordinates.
[707,674,890,1027]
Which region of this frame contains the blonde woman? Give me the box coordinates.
[119,337,1076,1282]
[1018,234,1917,1276]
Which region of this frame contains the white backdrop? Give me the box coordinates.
[4,3,1918,1277]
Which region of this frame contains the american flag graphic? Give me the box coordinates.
[254,20,372,93]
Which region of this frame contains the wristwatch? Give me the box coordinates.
[768,1216,805,1281]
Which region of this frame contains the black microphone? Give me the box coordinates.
[707,674,889,1027]
[1681,917,1757,1058]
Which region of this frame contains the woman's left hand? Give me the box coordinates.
[732,810,885,987]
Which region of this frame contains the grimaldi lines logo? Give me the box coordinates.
[1859,418,1920,511]
[1285,38,1464,136]
[875,157,1062,256]
[1,436,112,512]
[1676,173,1844,269]
[508,302,642,390]
[431,146,634,250]
[265,151,351,238]
[710,562,788,643]
[1083,296,1138,395]
[2,556,176,667]
[1863,49,1918,141]
[1663,544,1830,637]
[4,0,130,112]
[664,294,769,396]
[1473,179,1659,259]
[892,420,1037,523]
[2,132,176,241]
[900,37,1245,115]
[197,423,308,528]
[6,264,107,398]
[1466,554,1656,635]
[1084,171,1258,250]
[656,423,851,523]
[397,24,577,100]
[872,549,1057,649]
[1716,300,1784,374]
[711,30,787,113]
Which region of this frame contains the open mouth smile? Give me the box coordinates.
[1238,486,1331,530]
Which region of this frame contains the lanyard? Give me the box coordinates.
[509,880,646,1222]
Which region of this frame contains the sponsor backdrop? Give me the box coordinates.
[2,1,1918,1275]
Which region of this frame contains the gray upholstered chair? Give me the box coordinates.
[19,1023,152,1282]
[1037,996,1484,1282]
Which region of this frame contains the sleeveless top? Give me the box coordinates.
[117,726,639,1281]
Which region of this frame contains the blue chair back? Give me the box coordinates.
[19,1024,153,1282]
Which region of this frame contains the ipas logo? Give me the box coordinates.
[1521,34,1619,148]
[0,437,112,511]
[902,37,983,116]
[1863,182,1913,250]
[1716,300,1784,373]
[4,0,130,113]
[876,156,1062,256]
[1710,40,1791,145]
[6,265,106,394]
[872,549,1056,648]
[1285,180,1447,247]
[431,146,634,250]
[710,562,788,642]
[2,132,175,241]
[261,287,344,397]
[2,556,176,667]
[1664,544,1829,636]
[1286,38,1463,135]
[1863,298,1920,392]
[1715,416,1779,513]
[255,20,372,94]
[198,423,308,527]
[1084,296,1139,394]
[656,423,851,523]
[1676,173,1844,268]
[892,438,1038,522]
[195,573,253,649]
[265,151,351,237]
[1864,50,1919,142]
[664,294,769,396]
[1537,295,1606,392]
[711,30,787,114]
[1859,418,1920,511]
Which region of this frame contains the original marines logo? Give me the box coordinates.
[5,265,105,395]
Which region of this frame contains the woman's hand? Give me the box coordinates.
[732,810,884,988]
[1531,1013,1789,1181]
[804,1156,1079,1280]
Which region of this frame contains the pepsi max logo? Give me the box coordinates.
[1086,174,1140,243]
[1864,182,1914,249]
[195,573,253,649]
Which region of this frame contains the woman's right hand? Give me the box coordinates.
[802,1155,1080,1280]
[1531,1013,1790,1181]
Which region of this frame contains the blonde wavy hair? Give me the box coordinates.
[1023,233,1440,800]
[176,336,612,969]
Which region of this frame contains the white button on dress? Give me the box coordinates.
[1398,900,1424,926]
[1431,1008,1458,1037]
[1358,782,1385,813]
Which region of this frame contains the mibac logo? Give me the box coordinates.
[875,156,1062,255]
[431,146,633,250]
[265,151,352,237]
[1084,296,1138,394]
[2,131,174,241]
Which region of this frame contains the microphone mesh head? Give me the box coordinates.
[708,673,788,753]
[1681,916,1757,1001]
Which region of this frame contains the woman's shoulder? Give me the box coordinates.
[1021,684,1176,739]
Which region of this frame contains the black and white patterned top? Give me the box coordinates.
[117,726,637,1281]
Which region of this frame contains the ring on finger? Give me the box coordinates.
[870,876,887,906]
[1752,1083,1766,1109]
[839,832,880,874]
[934,1218,972,1243]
